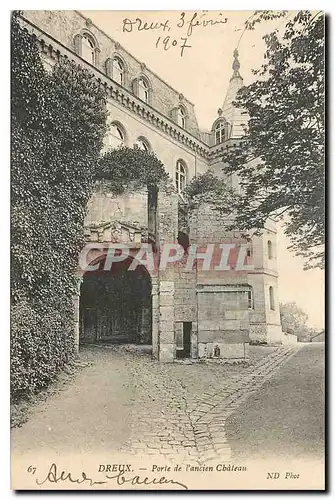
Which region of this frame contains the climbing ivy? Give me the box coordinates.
[11,12,108,401]
[11,11,174,403]
[11,12,172,403]
[179,170,238,233]
[97,145,170,195]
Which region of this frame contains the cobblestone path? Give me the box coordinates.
[12,344,301,466]
[119,345,301,465]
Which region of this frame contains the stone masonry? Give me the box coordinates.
[21,10,285,362]
[119,344,300,464]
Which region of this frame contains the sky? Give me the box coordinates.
[81,10,324,328]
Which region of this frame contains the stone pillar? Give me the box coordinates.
[148,185,158,245]
[156,188,178,362]
[191,321,198,359]
[151,277,159,359]
[158,280,175,362]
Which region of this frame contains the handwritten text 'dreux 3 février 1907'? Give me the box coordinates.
[122,11,228,56]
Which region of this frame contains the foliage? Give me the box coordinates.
[11,298,75,401]
[97,146,170,195]
[11,12,108,401]
[244,10,288,30]
[279,301,310,340]
[179,170,240,232]
[223,10,324,269]
[305,327,324,342]
[183,170,237,211]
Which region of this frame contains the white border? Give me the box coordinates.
[1,3,331,498]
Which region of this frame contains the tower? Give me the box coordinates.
[211,49,284,345]
[221,48,246,139]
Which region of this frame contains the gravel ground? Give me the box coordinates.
[11,343,291,464]
[225,343,325,461]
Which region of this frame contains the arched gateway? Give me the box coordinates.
[79,255,152,346]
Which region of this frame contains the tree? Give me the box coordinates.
[280,301,309,340]
[223,11,324,269]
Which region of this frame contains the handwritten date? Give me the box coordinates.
[123,12,228,37]
[155,36,191,57]
[122,11,229,57]
[177,11,228,37]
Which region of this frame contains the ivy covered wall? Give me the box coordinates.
[11,12,108,401]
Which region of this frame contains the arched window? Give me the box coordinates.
[177,106,186,128]
[215,121,226,144]
[176,160,187,194]
[248,289,254,309]
[82,35,95,65]
[268,240,273,259]
[112,57,124,85]
[138,77,149,103]
[108,123,125,148]
[269,286,275,310]
[134,137,150,152]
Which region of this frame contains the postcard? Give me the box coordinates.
[11,9,325,490]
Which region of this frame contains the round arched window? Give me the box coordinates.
[108,124,125,148]
[113,57,124,85]
[215,121,226,144]
[177,106,186,129]
[134,138,150,152]
[82,35,95,65]
[269,286,275,310]
[138,78,149,103]
[176,160,187,194]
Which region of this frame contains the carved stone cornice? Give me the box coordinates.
[84,219,153,245]
[208,138,243,162]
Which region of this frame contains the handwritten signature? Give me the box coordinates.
[35,463,188,490]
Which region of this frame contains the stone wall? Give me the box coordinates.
[25,9,285,360]
[103,101,208,180]
[197,285,249,359]
[85,183,148,228]
[283,332,298,345]
[188,203,250,361]
[23,10,201,138]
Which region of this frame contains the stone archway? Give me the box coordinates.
[79,256,152,345]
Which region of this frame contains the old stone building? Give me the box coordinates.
[21,10,284,362]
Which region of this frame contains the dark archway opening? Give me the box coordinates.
[178,231,190,253]
[79,257,152,345]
